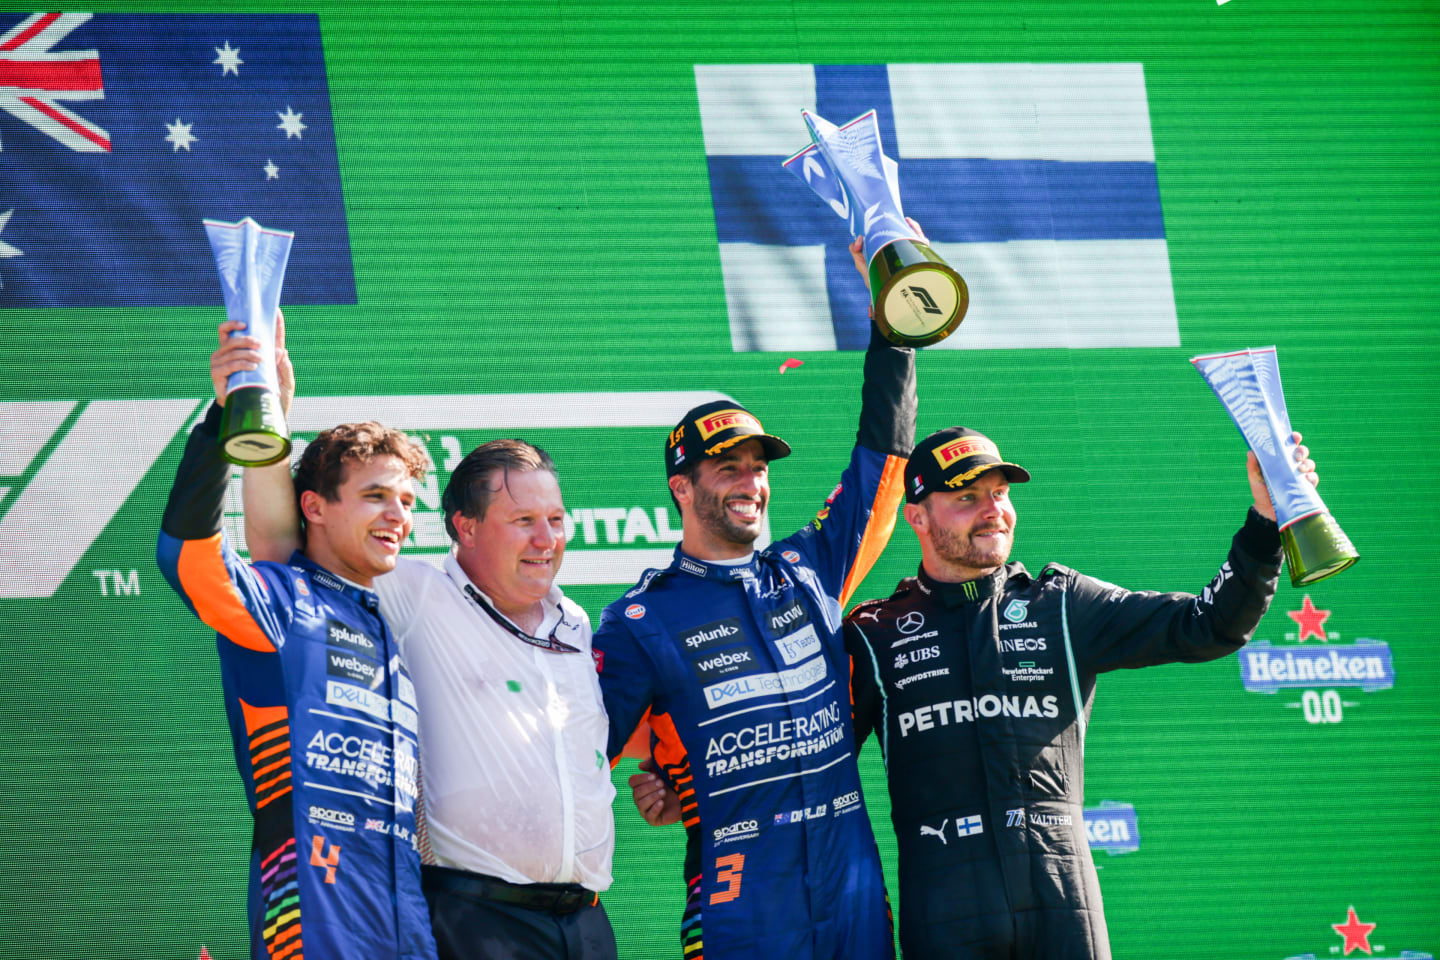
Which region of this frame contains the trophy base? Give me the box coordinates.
[870,240,969,348]
[1282,511,1359,588]
[221,386,292,467]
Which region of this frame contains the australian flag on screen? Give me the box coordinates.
[0,12,353,306]
[695,63,1180,351]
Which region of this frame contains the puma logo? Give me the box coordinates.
[920,820,948,845]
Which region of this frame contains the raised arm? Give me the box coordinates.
[780,232,918,608]
[1069,437,1318,674]
[156,398,286,652]
[210,313,302,562]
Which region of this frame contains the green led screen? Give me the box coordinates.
[1,1,1436,957]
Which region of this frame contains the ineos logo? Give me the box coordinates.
[898,611,925,635]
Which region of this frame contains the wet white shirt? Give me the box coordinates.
[374,554,615,891]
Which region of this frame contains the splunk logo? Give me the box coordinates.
[681,618,742,653]
[1083,801,1140,856]
[326,619,376,656]
[1240,597,1395,725]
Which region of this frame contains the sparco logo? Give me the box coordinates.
[767,602,808,634]
[713,819,759,844]
[833,791,861,814]
[997,637,1047,653]
[326,619,377,656]
[308,805,355,830]
[691,647,756,682]
[681,618,742,653]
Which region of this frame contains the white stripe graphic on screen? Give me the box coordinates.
[0,392,767,597]
[924,240,1179,349]
[886,63,1155,161]
[0,401,75,474]
[694,64,817,156]
[288,391,762,589]
[286,391,731,432]
[718,243,836,352]
[0,399,200,598]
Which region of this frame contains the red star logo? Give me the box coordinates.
[1332,906,1377,955]
[1287,595,1331,642]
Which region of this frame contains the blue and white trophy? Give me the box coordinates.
[204,217,294,466]
[1192,347,1358,586]
[783,109,967,347]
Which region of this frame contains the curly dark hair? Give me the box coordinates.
[292,421,432,523]
[441,439,557,541]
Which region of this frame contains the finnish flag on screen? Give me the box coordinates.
[695,64,1180,352]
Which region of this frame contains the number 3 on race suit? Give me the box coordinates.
[709,853,745,905]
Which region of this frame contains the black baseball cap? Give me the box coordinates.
[905,426,1030,503]
[666,400,792,477]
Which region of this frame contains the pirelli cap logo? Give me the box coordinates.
[933,435,1000,469]
[697,408,763,441]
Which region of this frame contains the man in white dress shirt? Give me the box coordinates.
[227,331,617,960]
[380,440,618,960]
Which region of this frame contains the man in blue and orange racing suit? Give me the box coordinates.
[156,320,438,960]
[596,237,916,959]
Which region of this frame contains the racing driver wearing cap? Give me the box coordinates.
[842,425,1319,959]
[594,235,916,959]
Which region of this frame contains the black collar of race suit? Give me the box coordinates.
[669,546,758,583]
[287,550,381,612]
[914,561,1029,608]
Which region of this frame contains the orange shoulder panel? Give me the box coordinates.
[177,535,276,653]
[839,453,907,608]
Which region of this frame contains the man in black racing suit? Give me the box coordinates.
[844,425,1320,959]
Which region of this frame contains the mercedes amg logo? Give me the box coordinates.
[897,611,925,634]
